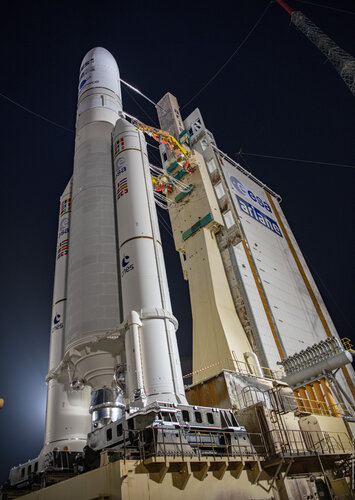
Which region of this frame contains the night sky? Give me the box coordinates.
[0,0,354,483]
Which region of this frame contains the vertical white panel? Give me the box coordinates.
[219,156,342,368]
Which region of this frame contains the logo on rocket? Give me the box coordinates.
[114,137,125,157]
[54,313,61,324]
[52,313,63,331]
[122,255,130,267]
[121,255,134,276]
[117,177,128,200]
[57,239,69,260]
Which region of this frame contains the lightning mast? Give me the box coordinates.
[276,0,355,96]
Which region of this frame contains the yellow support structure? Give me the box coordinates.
[313,381,330,416]
[305,384,321,414]
[136,121,191,158]
[320,378,341,417]
[298,387,311,413]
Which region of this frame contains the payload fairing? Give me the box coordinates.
[44,47,186,454]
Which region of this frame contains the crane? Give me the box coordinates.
[276,0,355,96]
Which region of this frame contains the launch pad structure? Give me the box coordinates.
[2,47,355,500]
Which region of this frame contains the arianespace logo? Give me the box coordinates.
[236,195,282,238]
[121,255,134,277]
[230,176,272,214]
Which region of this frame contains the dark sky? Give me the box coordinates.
[0,0,354,483]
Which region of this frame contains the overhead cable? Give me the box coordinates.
[239,151,355,169]
[293,0,355,15]
[120,78,165,112]
[147,142,161,150]
[157,211,174,238]
[181,2,273,111]
[122,85,158,126]
[0,91,74,133]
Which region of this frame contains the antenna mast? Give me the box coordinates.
[276,0,355,96]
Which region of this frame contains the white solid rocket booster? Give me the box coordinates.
[112,119,187,406]
[43,181,91,454]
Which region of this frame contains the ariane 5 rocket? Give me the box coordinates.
[43,47,186,454]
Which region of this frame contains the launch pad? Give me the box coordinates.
[2,45,355,500]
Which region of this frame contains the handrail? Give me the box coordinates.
[107,427,352,463]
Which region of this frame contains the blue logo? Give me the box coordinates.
[115,165,127,177]
[122,255,130,267]
[54,313,61,325]
[236,195,282,237]
[230,176,272,213]
[79,79,87,89]
[121,255,134,276]
[53,313,63,331]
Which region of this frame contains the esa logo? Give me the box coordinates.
[59,216,69,237]
[121,255,134,277]
[230,176,271,213]
[115,157,127,177]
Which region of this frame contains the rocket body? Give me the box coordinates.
[113,119,187,406]
[43,47,186,453]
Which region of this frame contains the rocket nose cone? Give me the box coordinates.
[81,47,116,67]
[78,47,121,100]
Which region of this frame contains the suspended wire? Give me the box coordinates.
[154,198,169,210]
[181,2,273,111]
[147,142,161,150]
[238,151,355,169]
[237,151,254,173]
[120,78,166,112]
[304,257,353,330]
[0,91,74,133]
[157,211,174,238]
[293,0,355,15]
[122,85,158,126]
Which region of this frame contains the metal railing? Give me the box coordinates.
[107,428,265,462]
[263,428,352,458]
[342,337,355,354]
[235,382,355,418]
[183,356,355,418]
[106,427,352,464]
[293,392,355,418]
[183,357,284,382]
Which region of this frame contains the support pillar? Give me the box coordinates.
[293,390,305,412]
[313,381,330,416]
[320,378,341,417]
[298,387,311,413]
[305,384,320,414]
